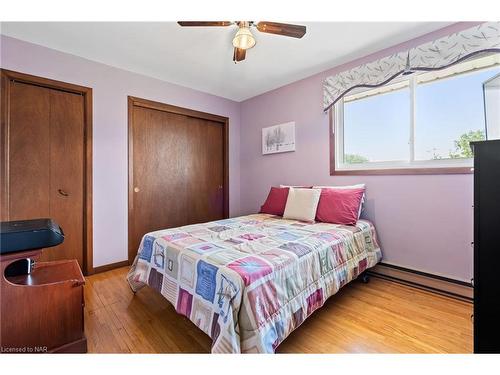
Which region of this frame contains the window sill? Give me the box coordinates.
[330,166,473,176]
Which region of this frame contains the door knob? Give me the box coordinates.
[134,187,140,193]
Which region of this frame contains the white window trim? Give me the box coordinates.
[333,56,500,173]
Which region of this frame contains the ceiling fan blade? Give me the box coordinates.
[256,21,306,38]
[177,21,232,27]
[233,48,246,63]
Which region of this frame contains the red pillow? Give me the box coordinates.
[260,187,289,216]
[315,188,365,225]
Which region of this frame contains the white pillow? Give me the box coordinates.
[283,188,321,222]
[313,184,366,219]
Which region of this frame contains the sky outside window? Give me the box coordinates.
[415,67,500,160]
[343,87,410,162]
[342,65,500,164]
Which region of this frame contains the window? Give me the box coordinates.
[333,54,500,174]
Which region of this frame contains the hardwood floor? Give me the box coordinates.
[84,266,473,353]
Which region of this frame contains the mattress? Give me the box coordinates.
[127,213,382,353]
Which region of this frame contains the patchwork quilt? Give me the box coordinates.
[127,214,382,353]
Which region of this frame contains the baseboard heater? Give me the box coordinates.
[368,262,473,301]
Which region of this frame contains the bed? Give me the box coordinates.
[127,213,382,353]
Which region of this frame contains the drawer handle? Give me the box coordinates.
[72,280,85,287]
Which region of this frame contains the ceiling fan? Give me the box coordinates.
[177,21,306,63]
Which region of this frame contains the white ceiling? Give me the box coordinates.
[1,22,452,101]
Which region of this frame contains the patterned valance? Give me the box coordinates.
[323,22,500,112]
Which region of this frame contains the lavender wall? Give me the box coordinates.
[240,22,480,282]
[0,35,241,268]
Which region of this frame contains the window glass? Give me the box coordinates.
[343,86,410,164]
[414,67,500,160]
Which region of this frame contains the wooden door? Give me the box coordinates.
[128,97,228,262]
[7,82,51,220]
[1,72,90,271]
[47,89,84,266]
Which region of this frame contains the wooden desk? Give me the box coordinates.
[0,249,87,353]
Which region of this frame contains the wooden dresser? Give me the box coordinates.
[472,139,500,353]
[0,248,87,353]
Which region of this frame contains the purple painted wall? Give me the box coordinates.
[0,35,241,268]
[240,22,481,282]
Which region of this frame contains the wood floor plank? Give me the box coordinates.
[84,267,472,354]
[83,278,105,312]
[85,305,131,353]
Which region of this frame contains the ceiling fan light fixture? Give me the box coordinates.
[232,27,256,50]
[177,20,306,62]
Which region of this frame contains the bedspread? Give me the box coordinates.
[127,213,382,353]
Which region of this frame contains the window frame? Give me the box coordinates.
[329,59,500,175]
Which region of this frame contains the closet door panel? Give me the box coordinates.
[1,70,91,273]
[131,107,190,254]
[44,90,85,266]
[184,117,224,224]
[129,101,226,260]
[8,82,51,220]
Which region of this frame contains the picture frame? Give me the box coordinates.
[262,122,296,155]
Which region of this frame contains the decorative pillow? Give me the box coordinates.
[260,187,290,216]
[313,184,365,190]
[313,184,366,218]
[280,185,313,189]
[283,188,322,222]
[315,188,365,225]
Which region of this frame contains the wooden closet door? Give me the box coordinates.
[129,102,226,258]
[3,80,84,268]
[45,90,84,265]
[7,82,51,220]
[184,117,224,223]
